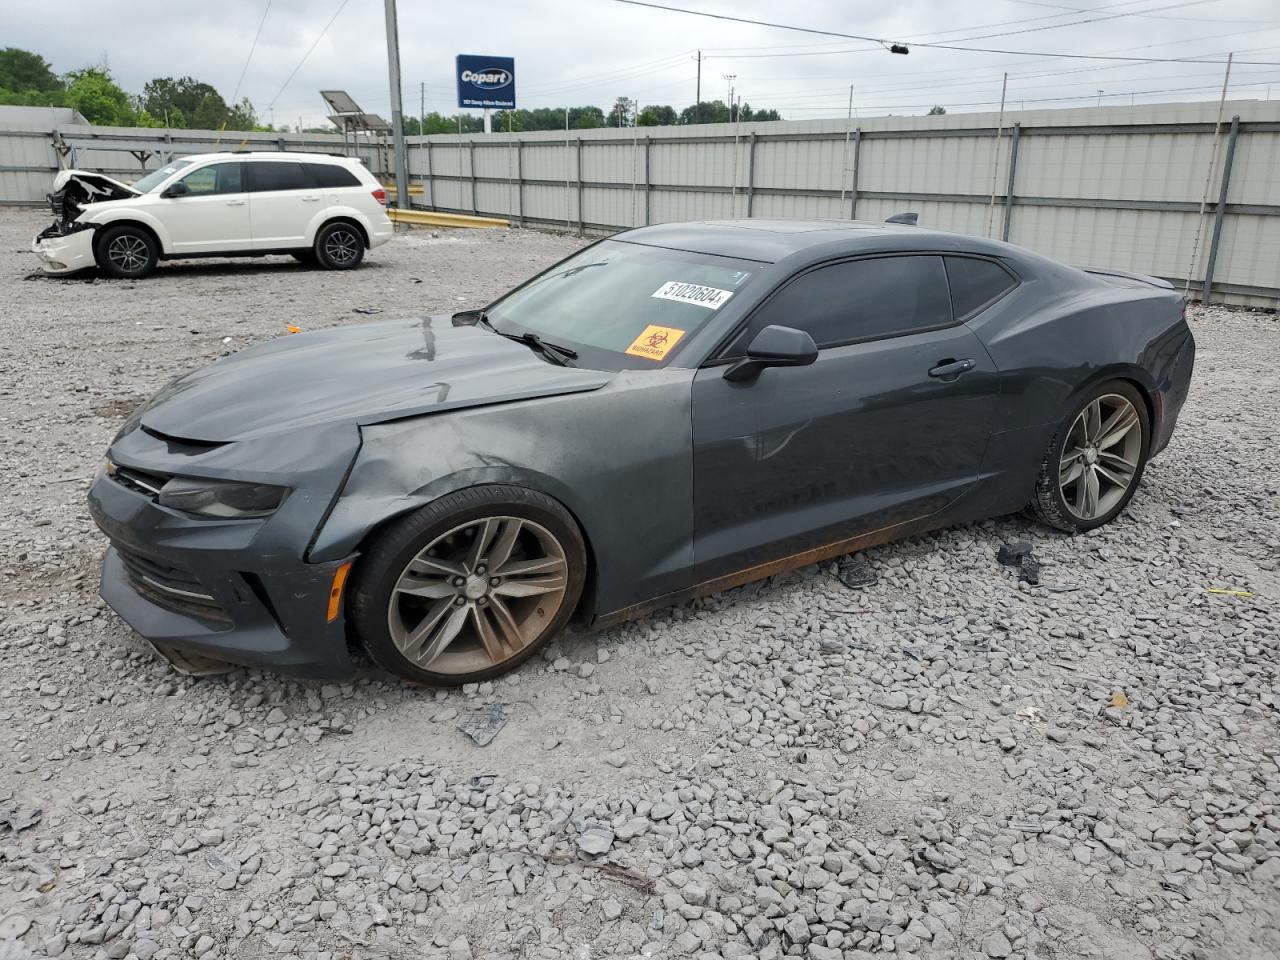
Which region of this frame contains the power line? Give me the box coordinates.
[228,0,271,110]
[265,0,351,111]
[612,0,1280,65]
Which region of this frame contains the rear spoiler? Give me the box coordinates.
[1079,266,1174,290]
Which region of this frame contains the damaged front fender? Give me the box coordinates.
[32,169,139,273]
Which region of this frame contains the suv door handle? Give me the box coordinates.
[928,358,976,380]
[225,199,246,206]
[301,195,321,202]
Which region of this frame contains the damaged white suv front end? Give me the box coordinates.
[32,170,139,274]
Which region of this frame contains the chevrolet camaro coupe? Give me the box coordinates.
[88,219,1194,684]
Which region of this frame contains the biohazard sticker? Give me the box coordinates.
[625,324,686,361]
[651,280,734,310]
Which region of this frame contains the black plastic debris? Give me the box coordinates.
[997,541,1041,585]
[352,307,383,315]
[836,554,878,589]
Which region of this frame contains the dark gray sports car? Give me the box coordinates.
[89,219,1194,683]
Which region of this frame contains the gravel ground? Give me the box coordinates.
[1,206,1278,960]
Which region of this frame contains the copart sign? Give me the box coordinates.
[456,55,516,109]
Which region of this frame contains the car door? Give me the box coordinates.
[690,254,1002,581]
[158,161,251,253]
[245,161,315,249]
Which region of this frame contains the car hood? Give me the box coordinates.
[138,317,614,443]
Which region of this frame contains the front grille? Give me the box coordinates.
[116,545,230,625]
[110,464,170,499]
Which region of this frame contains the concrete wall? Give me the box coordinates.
[3,100,1277,305]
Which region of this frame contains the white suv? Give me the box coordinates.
[32,151,394,278]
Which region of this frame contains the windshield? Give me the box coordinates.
[132,159,194,193]
[485,239,759,369]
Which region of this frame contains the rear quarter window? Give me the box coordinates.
[305,163,361,188]
[945,256,1018,320]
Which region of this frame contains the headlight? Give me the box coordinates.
[158,476,289,519]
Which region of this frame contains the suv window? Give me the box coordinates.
[247,161,312,192]
[733,255,952,352]
[179,162,243,195]
[304,162,360,187]
[945,256,1018,320]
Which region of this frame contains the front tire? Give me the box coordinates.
[96,224,159,279]
[314,221,365,270]
[351,486,587,685]
[1032,380,1150,532]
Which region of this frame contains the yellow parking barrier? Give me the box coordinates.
[387,208,509,229]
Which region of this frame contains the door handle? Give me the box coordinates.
[301,195,321,202]
[928,358,976,380]
[225,199,246,206]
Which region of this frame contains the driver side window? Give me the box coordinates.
[179,163,243,195]
[726,255,953,356]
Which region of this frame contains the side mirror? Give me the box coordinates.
[723,324,818,382]
[161,181,189,199]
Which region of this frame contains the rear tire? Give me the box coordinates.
[1031,379,1150,532]
[351,486,587,686]
[96,224,159,279]
[314,221,365,270]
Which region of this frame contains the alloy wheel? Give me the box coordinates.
[107,235,149,273]
[1059,393,1143,521]
[323,228,360,265]
[386,516,570,676]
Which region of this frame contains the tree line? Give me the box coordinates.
[0,48,263,129]
[2,45,795,136]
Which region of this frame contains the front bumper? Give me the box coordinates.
[88,451,359,680]
[31,226,96,274]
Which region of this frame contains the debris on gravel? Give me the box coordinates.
[1,207,1278,959]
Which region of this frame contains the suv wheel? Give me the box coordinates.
[96,224,159,279]
[314,222,365,270]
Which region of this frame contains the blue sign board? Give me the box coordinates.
[456,55,516,110]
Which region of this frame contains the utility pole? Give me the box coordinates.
[724,74,736,123]
[695,51,702,124]
[382,0,409,209]
[421,82,426,137]
[1097,89,1104,107]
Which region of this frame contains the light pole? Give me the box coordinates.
[723,74,736,123]
[383,0,409,209]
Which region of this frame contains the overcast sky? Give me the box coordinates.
[7,0,1280,127]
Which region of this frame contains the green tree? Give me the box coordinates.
[679,99,731,124]
[927,105,946,115]
[0,47,62,93]
[64,67,136,125]
[637,104,677,126]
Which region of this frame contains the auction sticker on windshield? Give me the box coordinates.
[625,325,686,361]
[651,281,734,310]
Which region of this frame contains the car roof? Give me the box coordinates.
[178,151,355,164]
[616,219,1023,265]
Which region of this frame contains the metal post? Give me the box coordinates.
[1002,122,1021,242]
[643,137,651,225]
[469,140,477,214]
[382,0,409,209]
[424,140,432,210]
[840,85,853,202]
[516,140,524,227]
[565,109,571,230]
[986,72,1008,238]
[576,137,584,236]
[746,132,757,218]
[849,128,861,219]
[695,51,702,124]
[1202,115,1241,303]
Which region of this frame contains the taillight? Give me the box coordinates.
[372,188,387,206]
